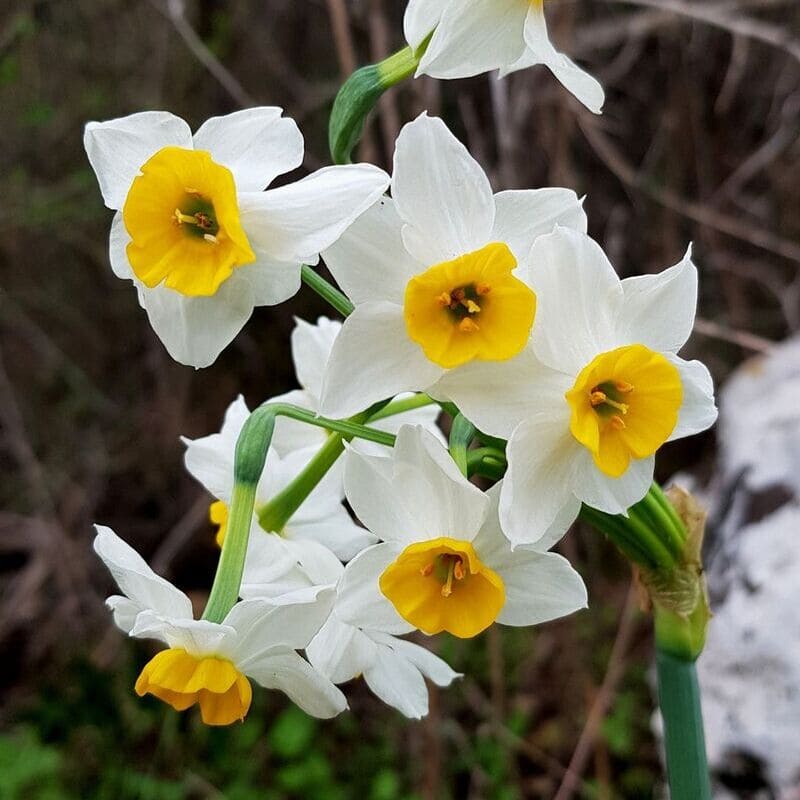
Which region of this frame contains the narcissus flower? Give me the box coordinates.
[84,108,389,367]
[320,114,586,418]
[93,527,347,722]
[437,227,718,546]
[341,425,587,639]
[183,395,375,561]
[269,316,444,457]
[240,532,461,719]
[404,0,605,113]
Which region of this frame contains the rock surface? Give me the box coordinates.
[695,336,800,798]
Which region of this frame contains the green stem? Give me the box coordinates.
[329,44,423,165]
[368,393,435,421]
[301,264,354,317]
[656,649,712,799]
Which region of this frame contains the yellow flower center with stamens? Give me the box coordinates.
[403,242,536,369]
[565,344,683,478]
[135,648,252,726]
[209,500,228,548]
[123,146,256,297]
[379,537,505,638]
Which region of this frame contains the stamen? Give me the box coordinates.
[611,415,627,430]
[615,381,634,394]
[420,562,434,577]
[453,559,466,581]
[441,559,456,597]
[174,208,198,226]
[203,234,219,244]
[459,318,480,333]
[475,282,491,296]
[462,299,481,314]
[437,291,452,307]
[590,390,607,407]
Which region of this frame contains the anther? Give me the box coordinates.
[203,234,219,244]
[476,282,491,296]
[459,318,480,333]
[462,299,481,314]
[611,415,627,430]
[453,559,466,581]
[590,390,607,407]
[615,381,634,394]
[420,562,434,577]
[437,292,452,307]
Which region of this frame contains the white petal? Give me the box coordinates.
[363,644,431,719]
[182,395,249,500]
[574,450,654,515]
[109,212,133,279]
[392,114,495,265]
[318,302,443,419]
[497,550,588,626]
[84,111,193,209]
[522,4,605,114]
[525,227,622,375]
[668,355,718,441]
[93,526,193,629]
[239,249,302,307]
[335,544,414,635]
[619,247,698,353]
[322,196,422,305]
[500,415,583,547]
[226,588,336,660]
[247,651,348,718]
[370,632,460,688]
[287,503,378,562]
[390,424,489,542]
[404,0,448,50]
[418,0,528,80]
[491,189,587,265]
[105,596,143,633]
[306,616,378,684]
[191,107,303,192]
[131,611,232,656]
[238,164,389,264]
[240,533,315,598]
[291,316,341,400]
[432,348,568,439]
[136,275,255,369]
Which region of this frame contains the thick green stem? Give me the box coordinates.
[301,264,354,317]
[656,650,712,800]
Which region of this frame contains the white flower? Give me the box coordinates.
[93,526,347,723]
[339,425,588,639]
[269,315,444,456]
[438,227,719,547]
[84,108,389,367]
[241,532,460,719]
[183,395,376,561]
[404,0,604,113]
[319,113,587,419]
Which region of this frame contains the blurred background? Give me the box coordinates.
[1,0,799,797]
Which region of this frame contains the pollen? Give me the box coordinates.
[403,242,536,369]
[379,537,505,638]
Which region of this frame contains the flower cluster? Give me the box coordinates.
[86,6,716,728]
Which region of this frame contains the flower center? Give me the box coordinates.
[123,146,256,297]
[565,344,683,478]
[135,648,252,726]
[379,537,505,638]
[403,242,536,369]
